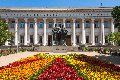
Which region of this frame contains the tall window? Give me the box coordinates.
[76,36,79,44]
[86,36,89,43]
[105,36,108,43]
[95,36,99,43]
[85,21,90,28]
[39,22,43,28]
[66,21,71,28]
[19,22,25,28]
[48,22,53,28]
[104,21,109,28]
[30,22,34,28]
[75,21,80,28]
[39,36,42,44]
[11,21,15,28]
[20,35,24,44]
[30,35,33,43]
[94,21,99,28]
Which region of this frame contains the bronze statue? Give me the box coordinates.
[52,27,68,46]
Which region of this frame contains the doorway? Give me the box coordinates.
[48,35,52,46]
[66,35,71,46]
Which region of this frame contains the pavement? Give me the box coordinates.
[0,51,120,67]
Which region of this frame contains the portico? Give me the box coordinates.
[0,7,116,46]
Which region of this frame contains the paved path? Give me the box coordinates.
[0,52,120,67]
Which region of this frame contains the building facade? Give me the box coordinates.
[0,7,118,46]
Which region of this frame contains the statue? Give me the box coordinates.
[61,28,68,46]
[52,28,58,46]
[52,26,68,46]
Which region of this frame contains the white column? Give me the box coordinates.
[15,18,18,46]
[111,19,114,33]
[43,18,47,46]
[63,18,66,28]
[34,18,38,45]
[53,18,56,28]
[101,18,105,45]
[72,19,76,46]
[91,19,95,45]
[82,19,86,44]
[24,18,28,45]
[111,19,115,45]
[5,19,9,46]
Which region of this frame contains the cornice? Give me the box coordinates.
[0,7,113,13]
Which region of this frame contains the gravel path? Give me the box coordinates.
[0,51,120,67]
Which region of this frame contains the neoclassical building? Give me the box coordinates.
[0,7,117,46]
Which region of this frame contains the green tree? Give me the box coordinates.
[0,19,13,46]
[111,6,120,31]
[108,32,120,46]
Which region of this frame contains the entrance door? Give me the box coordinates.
[66,35,71,46]
[48,35,52,46]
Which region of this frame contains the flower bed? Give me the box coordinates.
[0,53,120,79]
[0,55,53,80]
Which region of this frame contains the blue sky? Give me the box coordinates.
[0,0,119,7]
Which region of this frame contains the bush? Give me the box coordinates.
[19,48,27,52]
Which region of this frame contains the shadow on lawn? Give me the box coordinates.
[93,54,120,66]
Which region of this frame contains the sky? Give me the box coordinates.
[0,0,119,7]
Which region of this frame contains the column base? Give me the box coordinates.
[72,44,76,46]
[91,43,95,45]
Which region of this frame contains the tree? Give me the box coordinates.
[0,19,13,46]
[108,32,120,46]
[111,6,120,31]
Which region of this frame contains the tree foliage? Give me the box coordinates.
[108,32,120,46]
[111,6,120,31]
[0,19,13,46]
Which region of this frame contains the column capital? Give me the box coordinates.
[63,18,66,22]
[15,18,18,23]
[81,18,85,23]
[5,18,8,23]
[91,19,95,23]
[63,18,66,20]
[53,18,56,20]
[43,18,47,21]
[24,18,28,23]
[111,19,114,22]
[101,18,104,23]
[34,18,37,22]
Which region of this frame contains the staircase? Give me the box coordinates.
[38,46,78,53]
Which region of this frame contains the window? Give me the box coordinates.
[30,35,33,43]
[66,21,71,28]
[95,36,99,43]
[20,35,24,44]
[19,22,25,28]
[11,21,15,28]
[94,21,99,28]
[85,21,90,28]
[39,22,43,28]
[30,22,34,28]
[76,36,79,44]
[104,21,109,28]
[48,22,53,28]
[105,36,108,43]
[75,21,80,28]
[39,36,42,44]
[86,36,89,43]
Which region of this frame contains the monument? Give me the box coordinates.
[52,27,68,46]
